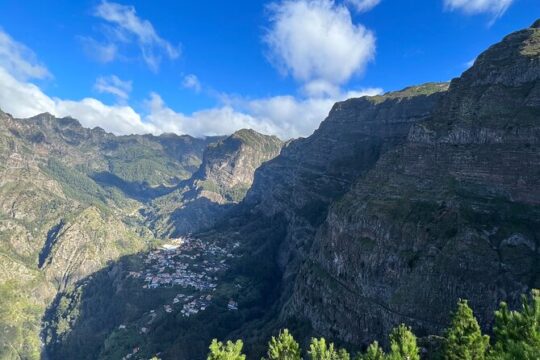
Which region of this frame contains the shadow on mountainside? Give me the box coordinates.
[90,171,181,202]
[40,212,308,360]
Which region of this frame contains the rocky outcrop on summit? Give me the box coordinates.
[288,21,540,347]
[148,129,283,236]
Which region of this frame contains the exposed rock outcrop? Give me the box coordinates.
[147,129,283,236]
[286,21,540,346]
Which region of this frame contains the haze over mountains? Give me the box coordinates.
[0,19,539,360]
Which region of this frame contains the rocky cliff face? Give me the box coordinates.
[242,83,448,296]
[4,21,540,360]
[147,129,283,236]
[285,21,540,347]
[0,111,221,359]
[0,109,283,359]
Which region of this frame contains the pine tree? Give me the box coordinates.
[337,348,351,360]
[359,341,386,360]
[308,337,350,360]
[443,299,489,360]
[490,289,540,360]
[264,329,302,360]
[207,339,246,360]
[387,324,420,360]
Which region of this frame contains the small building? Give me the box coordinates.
[227,299,238,311]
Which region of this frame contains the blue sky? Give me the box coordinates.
[0,0,538,138]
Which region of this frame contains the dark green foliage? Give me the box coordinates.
[388,324,420,360]
[359,341,385,360]
[308,338,350,360]
[443,300,489,360]
[207,339,246,360]
[489,289,540,359]
[264,329,301,360]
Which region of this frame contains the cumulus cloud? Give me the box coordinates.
[0,67,153,135]
[182,74,202,93]
[0,63,382,139]
[89,1,180,71]
[264,0,375,88]
[94,75,132,101]
[444,0,514,18]
[0,29,51,80]
[0,27,382,140]
[346,0,381,12]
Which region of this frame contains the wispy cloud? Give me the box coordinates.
[444,0,514,20]
[345,0,381,12]
[80,37,118,63]
[94,75,132,101]
[264,0,376,97]
[86,1,180,71]
[182,74,202,93]
[0,28,51,80]
[465,57,477,68]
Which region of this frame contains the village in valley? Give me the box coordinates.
[126,236,240,319]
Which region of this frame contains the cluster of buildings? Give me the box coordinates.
[178,294,212,317]
[129,237,232,291]
[129,237,241,320]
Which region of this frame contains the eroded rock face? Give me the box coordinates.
[287,22,540,346]
[147,129,284,236]
[0,110,214,359]
[243,83,449,289]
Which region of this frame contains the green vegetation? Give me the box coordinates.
[308,338,350,360]
[205,290,540,360]
[361,342,385,360]
[387,324,420,360]
[443,300,489,360]
[263,329,301,360]
[368,82,449,104]
[490,289,540,359]
[208,339,246,360]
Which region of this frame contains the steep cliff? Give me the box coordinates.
[15,20,540,360]
[147,129,283,236]
[242,82,449,300]
[0,111,215,359]
[287,21,540,347]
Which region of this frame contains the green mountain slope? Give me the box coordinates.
[0,110,276,359]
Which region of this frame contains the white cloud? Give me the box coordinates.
[444,0,514,18]
[0,29,51,80]
[144,93,267,137]
[0,63,382,139]
[346,0,381,12]
[91,1,180,71]
[182,74,202,93]
[0,66,153,135]
[264,0,375,87]
[0,67,56,117]
[80,37,118,63]
[465,57,477,68]
[94,75,132,101]
[55,98,154,134]
[0,26,382,140]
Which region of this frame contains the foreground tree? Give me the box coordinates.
[207,339,246,360]
[490,289,540,359]
[387,324,420,360]
[443,299,489,360]
[358,341,386,360]
[308,337,350,360]
[264,329,302,360]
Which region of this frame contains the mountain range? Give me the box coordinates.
[0,19,538,360]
